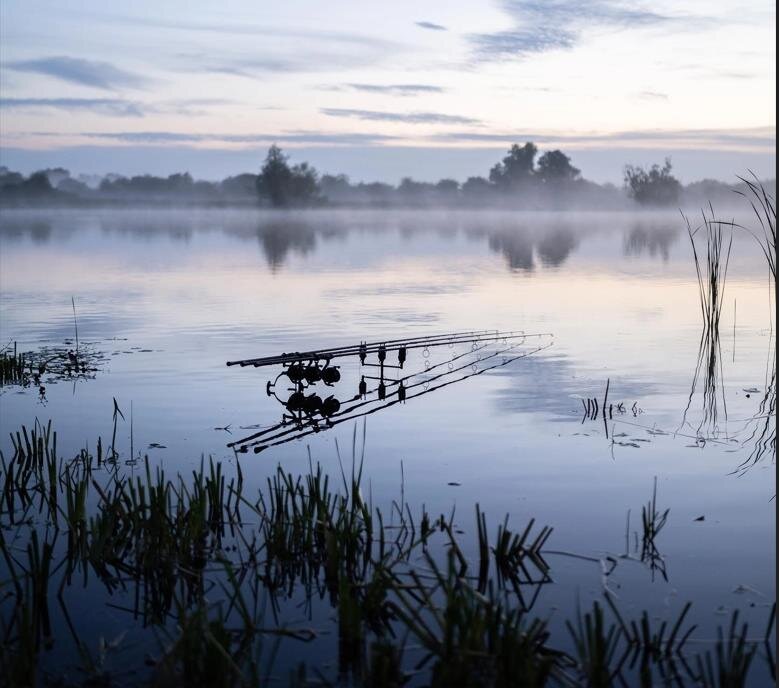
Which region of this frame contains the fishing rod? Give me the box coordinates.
[226,329,552,368]
[231,338,549,452]
[227,329,494,367]
[239,342,553,453]
[228,340,498,448]
[233,340,498,447]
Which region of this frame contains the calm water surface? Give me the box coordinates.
[0,208,775,681]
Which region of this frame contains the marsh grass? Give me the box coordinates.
[682,179,776,468]
[729,175,776,283]
[681,207,732,438]
[640,477,668,563]
[0,415,774,686]
[566,600,627,686]
[693,610,758,688]
[389,550,563,687]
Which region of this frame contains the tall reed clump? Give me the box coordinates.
[684,177,776,459]
[687,207,733,337]
[681,205,732,436]
[728,177,776,474]
[0,347,27,386]
[733,175,776,283]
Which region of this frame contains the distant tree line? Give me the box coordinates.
[0,145,773,209]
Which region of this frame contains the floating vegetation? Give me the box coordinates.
[579,379,645,441]
[0,340,107,392]
[0,414,775,686]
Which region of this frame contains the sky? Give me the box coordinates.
[0,0,775,184]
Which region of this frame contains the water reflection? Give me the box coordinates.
[0,210,696,273]
[256,220,317,269]
[623,222,679,261]
[537,227,578,267]
[733,340,777,476]
[0,216,53,242]
[488,230,536,271]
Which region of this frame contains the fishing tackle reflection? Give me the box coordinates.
[226,330,554,453]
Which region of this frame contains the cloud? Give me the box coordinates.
[416,21,447,31]
[0,98,145,117]
[89,13,402,76]
[635,91,669,101]
[343,83,445,96]
[76,131,400,145]
[430,126,776,150]
[101,13,395,47]
[0,97,241,118]
[161,98,243,115]
[470,27,576,57]
[469,1,710,60]
[322,108,481,125]
[192,49,396,77]
[5,56,146,90]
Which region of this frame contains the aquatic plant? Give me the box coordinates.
[0,340,105,391]
[683,178,776,461]
[680,205,732,438]
[731,175,776,282]
[566,600,627,686]
[0,416,774,686]
[389,550,562,687]
[693,610,758,688]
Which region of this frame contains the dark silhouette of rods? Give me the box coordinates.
[230,339,553,454]
[226,329,551,368]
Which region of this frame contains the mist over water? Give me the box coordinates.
[0,207,775,683]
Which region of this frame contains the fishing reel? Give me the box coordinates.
[283,358,341,386]
[282,391,341,425]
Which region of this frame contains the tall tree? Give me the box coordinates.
[288,162,320,205]
[536,150,580,183]
[258,145,293,207]
[623,158,681,206]
[489,143,538,189]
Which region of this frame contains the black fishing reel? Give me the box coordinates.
[284,391,341,420]
[284,358,341,386]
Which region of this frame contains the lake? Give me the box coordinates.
[0,207,775,684]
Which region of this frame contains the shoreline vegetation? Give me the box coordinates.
[1,143,775,210]
[1,417,775,687]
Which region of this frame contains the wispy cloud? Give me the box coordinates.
[162,98,243,115]
[90,13,402,76]
[5,56,146,90]
[343,83,445,96]
[76,131,399,145]
[189,49,396,77]
[470,28,576,57]
[469,1,711,60]
[99,13,395,47]
[430,126,776,150]
[416,21,447,31]
[635,91,669,101]
[0,98,145,116]
[322,108,480,125]
[0,97,241,118]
